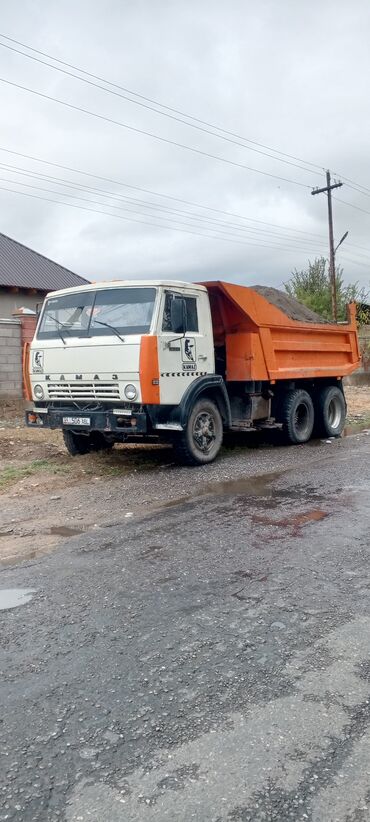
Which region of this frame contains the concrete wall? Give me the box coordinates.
[359,325,370,372]
[0,288,45,319]
[359,325,370,345]
[0,319,22,398]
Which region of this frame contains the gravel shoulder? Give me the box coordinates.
[0,385,369,567]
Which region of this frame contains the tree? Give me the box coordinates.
[284,257,369,322]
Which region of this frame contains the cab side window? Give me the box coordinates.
[162,293,199,332]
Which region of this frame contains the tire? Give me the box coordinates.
[62,430,113,456]
[314,385,346,438]
[174,398,223,465]
[281,389,314,444]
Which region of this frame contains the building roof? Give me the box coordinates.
[0,232,88,291]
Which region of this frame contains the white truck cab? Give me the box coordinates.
[30,279,215,403]
[28,280,224,464]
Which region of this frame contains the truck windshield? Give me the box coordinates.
[37,287,157,339]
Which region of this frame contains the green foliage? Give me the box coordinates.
[357,303,370,326]
[284,257,369,322]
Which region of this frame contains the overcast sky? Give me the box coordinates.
[0,0,370,289]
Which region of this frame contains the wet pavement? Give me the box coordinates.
[1,432,370,821]
[0,589,35,611]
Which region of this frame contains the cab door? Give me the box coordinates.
[157,290,214,405]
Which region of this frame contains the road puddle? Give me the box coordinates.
[0,588,36,610]
[252,508,328,535]
[200,470,285,498]
[160,470,284,511]
[49,525,85,537]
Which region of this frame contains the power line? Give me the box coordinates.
[0,39,322,177]
[4,155,370,259]
[333,174,370,198]
[0,32,324,176]
[0,182,325,256]
[341,256,370,268]
[333,196,370,217]
[0,146,325,240]
[2,31,370,238]
[0,175,326,252]
[0,147,369,261]
[5,33,370,216]
[1,174,368,267]
[0,76,314,190]
[0,154,367,262]
[0,161,327,248]
[342,182,370,200]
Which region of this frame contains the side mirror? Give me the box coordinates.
[170,298,187,333]
[36,303,42,318]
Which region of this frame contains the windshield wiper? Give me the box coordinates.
[44,312,72,346]
[93,319,125,343]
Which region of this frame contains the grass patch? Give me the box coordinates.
[0,459,69,490]
[345,412,370,435]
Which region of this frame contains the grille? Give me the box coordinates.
[47,382,121,400]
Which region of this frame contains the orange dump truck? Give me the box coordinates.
[27,279,360,464]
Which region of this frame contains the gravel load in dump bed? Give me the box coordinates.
[252,285,329,324]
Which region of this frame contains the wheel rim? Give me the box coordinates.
[192,411,217,453]
[294,401,310,435]
[327,397,342,429]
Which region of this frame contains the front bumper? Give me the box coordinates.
[26,407,148,435]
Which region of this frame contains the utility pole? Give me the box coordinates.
[311,171,343,322]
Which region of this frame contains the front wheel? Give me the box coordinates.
[173,398,223,465]
[63,430,113,456]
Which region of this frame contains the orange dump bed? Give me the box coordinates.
[201,281,361,382]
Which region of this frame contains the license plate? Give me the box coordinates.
[63,416,91,426]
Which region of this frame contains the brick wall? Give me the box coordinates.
[12,312,38,399]
[0,319,22,398]
[15,312,38,346]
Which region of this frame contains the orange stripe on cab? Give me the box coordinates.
[22,342,32,401]
[139,335,160,404]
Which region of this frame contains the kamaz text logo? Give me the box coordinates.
[55,374,119,381]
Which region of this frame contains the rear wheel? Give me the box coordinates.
[281,389,314,444]
[314,385,346,438]
[63,430,113,456]
[174,398,223,465]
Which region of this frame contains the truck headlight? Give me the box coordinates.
[34,384,44,400]
[124,384,137,401]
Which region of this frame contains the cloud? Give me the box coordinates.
[0,0,369,289]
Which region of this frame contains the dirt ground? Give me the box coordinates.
[0,385,369,567]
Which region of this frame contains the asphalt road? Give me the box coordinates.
[1,432,370,822]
